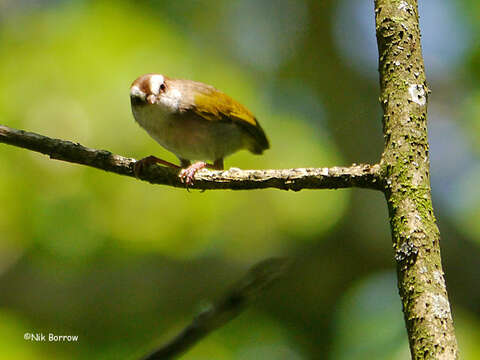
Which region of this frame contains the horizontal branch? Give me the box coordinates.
[0,124,383,191]
[141,258,291,360]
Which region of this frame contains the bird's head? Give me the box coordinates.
[130,74,182,112]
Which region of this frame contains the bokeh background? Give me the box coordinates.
[0,0,479,359]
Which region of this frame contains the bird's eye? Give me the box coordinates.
[160,83,166,91]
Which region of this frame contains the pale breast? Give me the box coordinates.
[132,104,246,161]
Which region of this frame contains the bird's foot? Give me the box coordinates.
[179,161,208,186]
[134,155,180,178]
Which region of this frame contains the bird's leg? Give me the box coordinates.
[179,158,224,186]
[134,155,180,178]
[213,158,224,170]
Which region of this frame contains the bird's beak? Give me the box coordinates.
[146,94,157,105]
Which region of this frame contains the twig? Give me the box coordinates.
[0,124,383,191]
[141,258,291,360]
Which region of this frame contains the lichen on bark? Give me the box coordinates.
[375,0,458,358]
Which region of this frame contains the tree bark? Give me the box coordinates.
[375,0,458,358]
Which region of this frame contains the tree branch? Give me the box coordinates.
[141,258,291,360]
[375,0,458,358]
[0,124,382,191]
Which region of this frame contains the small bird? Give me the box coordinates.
[130,74,269,185]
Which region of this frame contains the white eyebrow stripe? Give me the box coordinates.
[149,74,165,94]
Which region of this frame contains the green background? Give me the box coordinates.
[0,0,479,359]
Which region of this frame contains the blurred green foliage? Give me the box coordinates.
[0,0,479,359]
[0,0,347,261]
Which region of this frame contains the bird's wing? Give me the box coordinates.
[191,86,269,152]
[192,86,256,125]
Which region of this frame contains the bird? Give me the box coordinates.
[129,73,269,185]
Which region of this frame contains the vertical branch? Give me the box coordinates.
[375,0,458,358]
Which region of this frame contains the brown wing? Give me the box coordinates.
[192,85,270,153]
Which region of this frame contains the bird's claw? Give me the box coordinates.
[179,162,207,187]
